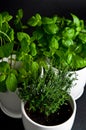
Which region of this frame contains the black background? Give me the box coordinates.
[0,1,86,129]
[0,0,86,20]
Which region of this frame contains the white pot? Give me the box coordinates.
[70,67,86,100]
[0,91,21,118]
[21,96,76,130]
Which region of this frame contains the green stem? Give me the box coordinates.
[0,30,11,42]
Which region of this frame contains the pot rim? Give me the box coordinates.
[21,95,76,128]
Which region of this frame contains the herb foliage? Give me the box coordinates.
[27,13,86,70]
[18,66,75,117]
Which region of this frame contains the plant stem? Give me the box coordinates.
[0,30,11,42]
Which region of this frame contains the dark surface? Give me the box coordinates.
[0,86,86,130]
[0,0,86,20]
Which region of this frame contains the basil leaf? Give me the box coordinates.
[30,42,37,56]
[62,39,74,47]
[6,73,17,92]
[28,13,41,27]
[43,24,59,34]
[17,32,30,43]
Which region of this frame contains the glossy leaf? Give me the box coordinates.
[28,13,41,27]
[6,73,17,92]
[43,24,59,34]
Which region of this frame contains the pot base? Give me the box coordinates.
[70,87,84,100]
[0,103,21,118]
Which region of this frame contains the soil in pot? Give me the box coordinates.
[24,101,73,126]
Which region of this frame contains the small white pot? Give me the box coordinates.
[21,96,76,130]
[70,67,86,100]
[0,91,21,118]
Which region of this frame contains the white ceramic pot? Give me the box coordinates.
[21,96,76,130]
[70,67,86,100]
[0,91,21,118]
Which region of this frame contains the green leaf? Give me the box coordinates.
[32,30,43,40]
[31,62,39,79]
[0,74,6,82]
[0,62,10,73]
[81,44,86,57]
[75,56,86,69]
[28,13,41,27]
[71,13,80,27]
[42,17,55,24]
[30,43,37,56]
[17,32,30,43]
[43,24,59,34]
[62,39,74,47]
[20,39,30,53]
[79,32,86,44]
[67,53,73,64]
[0,42,14,58]
[49,36,59,49]
[2,12,13,22]
[8,28,14,41]
[6,73,17,92]
[62,27,75,39]
[17,9,23,19]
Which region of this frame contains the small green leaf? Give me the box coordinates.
[17,32,30,43]
[28,13,41,27]
[71,13,80,27]
[32,30,43,40]
[17,9,23,19]
[42,17,55,24]
[79,32,86,44]
[0,42,14,58]
[6,73,17,92]
[62,39,74,47]
[30,43,37,56]
[20,39,30,53]
[67,53,73,64]
[0,74,6,82]
[31,62,39,79]
[0,62,10,73]
[49,36,59,49]
[8,28,14,41]
[43,24,59,34]
[62,27,75,39]
[2,12,13,22]
[75,56,86,69]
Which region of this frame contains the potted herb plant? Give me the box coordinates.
[0,9,25,118]
[18,66,76,130]
[26,13,86,100]
[0,9,41,118]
